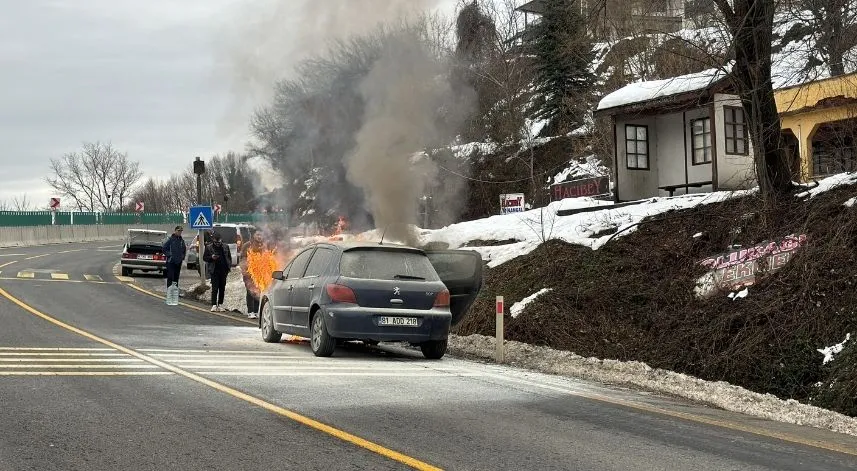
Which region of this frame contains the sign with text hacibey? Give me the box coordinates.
[694,234,808,298]
[550,176,610,201]
[500,193,526,215]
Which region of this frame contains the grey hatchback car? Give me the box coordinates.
[259,242,483,359]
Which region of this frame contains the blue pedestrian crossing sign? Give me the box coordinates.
[189,206,214,229]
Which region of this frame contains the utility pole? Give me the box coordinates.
[193,157,206,285]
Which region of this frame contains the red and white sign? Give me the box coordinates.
[500,193,525,215]
[49,198,60,210]
[135,201,145,212]
[214,204,222,214]
[496,296,504,316]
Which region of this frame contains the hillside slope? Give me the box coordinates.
[425,174,857,418]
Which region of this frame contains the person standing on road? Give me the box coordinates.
[204,232,232,312]
[162,226,186,290]
[240,229,271,319]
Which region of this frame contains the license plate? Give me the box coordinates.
[138,255,153,260]
[378,316,419,327]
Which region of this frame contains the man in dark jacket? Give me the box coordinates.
[203,232,232,312]
[162,226,187,290]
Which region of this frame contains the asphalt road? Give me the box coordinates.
[0,241,855,470]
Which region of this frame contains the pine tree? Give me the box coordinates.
[526,0,595,133]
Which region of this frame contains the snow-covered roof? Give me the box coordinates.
[596,67,728,112]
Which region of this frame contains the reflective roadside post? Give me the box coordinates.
[496,296,505,363]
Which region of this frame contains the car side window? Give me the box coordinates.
[287,249,315,279]
[304,248,333,278]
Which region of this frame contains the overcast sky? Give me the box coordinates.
[0,0,457,210]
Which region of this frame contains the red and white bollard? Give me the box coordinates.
[495,296,505,363]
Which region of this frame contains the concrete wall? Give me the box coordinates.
[0,224,177,248]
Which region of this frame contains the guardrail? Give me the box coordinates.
[0,224,177,248]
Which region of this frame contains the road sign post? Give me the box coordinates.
[496,296,505,363]
[190,206,214,286]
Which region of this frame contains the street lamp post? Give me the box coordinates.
[193,157,206,285]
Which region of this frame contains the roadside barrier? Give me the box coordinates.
[0,224,177,248]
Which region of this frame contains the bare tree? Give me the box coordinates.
[12,194,31,211]
[784,0,857,76]
[46,142,143,211]
[714,0,793,197]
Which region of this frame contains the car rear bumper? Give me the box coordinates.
[121,260,166,271]
[323,306,451,343]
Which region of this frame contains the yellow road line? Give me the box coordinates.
[0,364,158,368]
[24,254,49,260]
[84,274,103,282]
[0,261,18,269]
[0,277,114,284]
[51,273,69,280]
[0,358,143,362]
[16,272,34,279]
[0,287,443,471]
[115,276,134,282]
[124,283,256,326]
[0,347,113,351]
[0,372,174,376]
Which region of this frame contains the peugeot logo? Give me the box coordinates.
[393,287,401,296]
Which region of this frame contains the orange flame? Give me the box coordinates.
[328,216,350,241]
[245,249,279,295]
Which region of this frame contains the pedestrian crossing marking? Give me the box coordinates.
[0,272,113,283]
[17,272,34,279]
[51,273,69,280]
[84,274,103,282]
[193,212,210,227]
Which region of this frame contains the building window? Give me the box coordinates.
[625,125,649,169]
[691,118,712,165]
[724,106,749,155]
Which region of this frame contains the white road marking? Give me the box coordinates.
[83,274,103,282]
[0,254,25,257]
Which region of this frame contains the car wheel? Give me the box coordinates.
[420,339,447,360]
[260,302,282,343]
[310,311,335,357]
[121,267,131,277]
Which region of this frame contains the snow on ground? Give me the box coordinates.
[510,289,552,319]
[818,333,852,365]
[421,190,752,268]
[449,141,499,159]
[796,172,857,199]
[845,197,857,207]
[552,154,609,185]
[446,334,857,437]
[728,288,749,300]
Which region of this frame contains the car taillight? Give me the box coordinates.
[154,253,165,261]
[122,253,137,259]
[326,284,357,304]
[434,289,450,308]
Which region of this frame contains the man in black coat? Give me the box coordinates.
[162,226,187,290]
[203,232,232,312]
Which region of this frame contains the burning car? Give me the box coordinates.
[258,241,483,359]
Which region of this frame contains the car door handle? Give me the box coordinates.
[390,299,403,305]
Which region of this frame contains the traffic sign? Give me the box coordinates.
[49,198,60,210]
[189,206,213,229]
[213,204,222,214]
[135,201,145,212]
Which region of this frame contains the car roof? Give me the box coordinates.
[313,241,424,254]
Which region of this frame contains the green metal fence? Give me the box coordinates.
[0,211,288,227]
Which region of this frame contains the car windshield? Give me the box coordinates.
[208,228,238,244]
[129,232,165,245]
[339,249,440,281]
